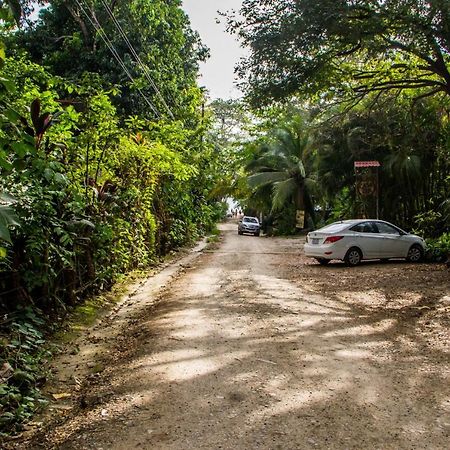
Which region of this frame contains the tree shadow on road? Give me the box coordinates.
[26,252,450,449]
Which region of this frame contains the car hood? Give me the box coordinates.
[406,233,426,244]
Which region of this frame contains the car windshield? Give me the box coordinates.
[316,222,349,233]
[243,217,258,223]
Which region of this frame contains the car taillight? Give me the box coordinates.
[324,236,344,244]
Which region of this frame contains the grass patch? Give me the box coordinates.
[206,225,221,244]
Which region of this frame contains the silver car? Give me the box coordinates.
[304,219,426,266]
[238,216,261,236]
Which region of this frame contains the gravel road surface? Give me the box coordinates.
[13,222,450,449]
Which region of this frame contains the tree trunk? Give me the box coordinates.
[64,1,91,49]
[294,182,306,228]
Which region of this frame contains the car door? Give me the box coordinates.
[350,221,380,258]
[376,222,409,257]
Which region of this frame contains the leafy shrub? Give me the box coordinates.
[425,233,450,262]
[0,46,225,435]
[0,307,50,434]
[414,210,446,239]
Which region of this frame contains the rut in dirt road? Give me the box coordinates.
[26,223,450,449]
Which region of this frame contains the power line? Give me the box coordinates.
[100,0,175,120]
[73,0,161,119]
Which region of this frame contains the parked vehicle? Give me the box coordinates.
[304,219,426,266]
[238,216,261,236]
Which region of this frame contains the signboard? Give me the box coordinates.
[296,210,305,229]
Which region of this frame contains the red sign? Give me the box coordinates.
[354,161,380,167]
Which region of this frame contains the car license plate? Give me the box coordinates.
[311,238,319,245]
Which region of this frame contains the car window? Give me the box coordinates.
[317,222,349,233]
[243,217,258,223]
[377,222,400,235]
[350,223,363,233]
[350,222,378,233]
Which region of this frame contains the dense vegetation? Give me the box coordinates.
[225,1,449,243]
[0,0,449,437]
[0,0,225,433]
[229,0,450,107]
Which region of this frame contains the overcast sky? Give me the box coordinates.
[182,0,245,100]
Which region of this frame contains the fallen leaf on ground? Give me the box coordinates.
[52,393,72,400]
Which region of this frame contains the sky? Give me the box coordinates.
[182,0,245,100]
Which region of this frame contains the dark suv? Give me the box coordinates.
[238,216,261,236]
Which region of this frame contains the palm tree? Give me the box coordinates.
[246,116,315,228]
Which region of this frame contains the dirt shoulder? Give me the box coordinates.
[6,222,450,449]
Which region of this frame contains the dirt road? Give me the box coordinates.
[20,222,450,449]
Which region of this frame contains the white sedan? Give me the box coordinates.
[304,219,426,266]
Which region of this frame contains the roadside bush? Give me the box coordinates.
[0,307,50,435]
[0,56,224,434]
[414,210,447,239]
[425,233,450,263]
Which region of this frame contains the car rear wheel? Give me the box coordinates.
[344,247,362,266]
[406,244,423,262]
[316,258,330,266]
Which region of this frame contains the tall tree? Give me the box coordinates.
[246,116,316,227]
[229,0,450,106]
[10,0,208,119]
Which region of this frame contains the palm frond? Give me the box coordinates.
[304,176,317,191]
[384,151,421,180]
[297,160,306,178]
[246,154,285,172]
[271,177,297,212]
[248,171,287,188]
[274,128,298,158]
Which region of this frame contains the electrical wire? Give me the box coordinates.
[100,0,175,120]
[73,0,161,119]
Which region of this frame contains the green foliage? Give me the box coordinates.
[0,0,225,433]
[0,307,50,434]
[0,193,19,248]
[414,210,446,239]
[11,0,208,120]
[230,0,450,106]
[244,114,316,228]
[425,233,450,262]
[312,92,450,231]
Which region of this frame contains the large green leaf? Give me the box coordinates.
[0,221,12,244]
[0,205,20,227]
[0,194,20,244]
[247,171,287,188]
[11,141,34,158]
[0,76,15,92]
[272,177,297,212]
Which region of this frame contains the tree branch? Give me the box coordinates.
[63,1,90,49]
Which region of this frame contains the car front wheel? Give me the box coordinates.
[406,244,423,262]
[344,247,362,266]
